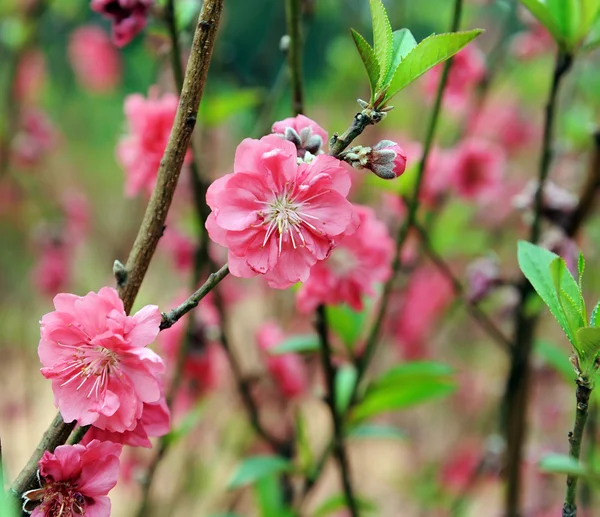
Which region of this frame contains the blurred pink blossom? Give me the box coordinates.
[512,23,555,60]
[12,109,57,168]
[68,25,121,93]
[206,134,358,289]
[90,0,153,47]
[14,50,46,101]
[394,267,454,359]
[424,46,486,112]
[420,146,456,207]
[32,239,71,297]
[62,190,90,244]
[117,90,190,197]
[22,440,121,517]
[38,287,166,434]
[161,227,195,273]
[297,205,393,312]
[272,114,328,156]
[439,443,481,494]
[466,255,502,303]
[449,139,505,201]
[257,322,308,399]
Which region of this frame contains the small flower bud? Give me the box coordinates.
[272,115,327,157]
[342,140,407,180]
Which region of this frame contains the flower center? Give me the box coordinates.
[258,189,323,254]
[25,482,87,516]
[57,343,120,400]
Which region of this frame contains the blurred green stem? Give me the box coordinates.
[563,381,592,517]
[285,0,304,115]
[503,49,572,517]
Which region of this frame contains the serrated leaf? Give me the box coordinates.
[383,29,483,103]
[576,327,600,368]
[335,364,358,415]
[228,456,291,488]
[517,241,577,346]
[549,257,586,337]
[381,29,418,87]
[539,454,588,476]
[270,334,319,355]
[591,301,600,327]
[369,0,393,87]
[520,0,567,45]
[351,29,380,102]
[578,252,585,290]
[313,493,377,517]
[347,423,406,440]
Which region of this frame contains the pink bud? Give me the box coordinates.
[344,140,408,180]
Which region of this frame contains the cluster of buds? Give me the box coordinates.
[272,114,327,160]
[341,140,407,179]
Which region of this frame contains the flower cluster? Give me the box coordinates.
[38,287,170,447]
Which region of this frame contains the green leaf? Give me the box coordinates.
[313,493,377,517]
[576,327,600,368]
[327,304,367,350]
[253,475,294,517]
[517,241,577,346]
[539,454,588,477]
[347,423,406,440]
[228,456,291,488]
[520,0,567,45]
[580,0,600,42]
[591,301,600,327]
[548,257,586,341]
[383,29,483,103]
[369,0,393,87]
[535,340,574,380]
[199,89,263,126]
[351,29,380,102]
[381,29,418,87]
[351,361,456,421]
[296,412,313,472]
[335,364,358,415]
[547,0,579,44]
[578,252,585,290]
[270,334,319,355]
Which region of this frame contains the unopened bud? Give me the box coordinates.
[342,140,407,180]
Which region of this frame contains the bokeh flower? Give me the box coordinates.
[38,287,166,433]
[22,440,121,517]
[90,0,153,47]
[206,134,357,289]
[297,205,393,312]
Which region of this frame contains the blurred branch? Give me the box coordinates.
[285,0,304,115]
[503,49,573,517]
[356,0,463,387]
[414,222,512,351]
[315,306,359,517]
[117,0,224,314]
[563,381,592,517]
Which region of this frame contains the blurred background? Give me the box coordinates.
[1,0,600,515]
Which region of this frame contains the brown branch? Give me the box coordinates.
[117,0,224,314]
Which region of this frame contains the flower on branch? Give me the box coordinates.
[38,287,169,438]
[297,205,394,312]
[272,114,329,157]
[342,140,407,179]
[206,133,358,289]
[22,439,121,517]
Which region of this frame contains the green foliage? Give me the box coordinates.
[538,454,590,477]
[350,0,482,108]
[346,423,406,440]
[327,304,368,350]
[228,456,292,489]
[576,327,600,375]
[313,493,377,517]
[591,301,600,326]
[335,364,358,415]
[351,361,456,422]
[199,89,263,127]
[520,0,600,52]
[253,475,295,517]
[270,334,319,355]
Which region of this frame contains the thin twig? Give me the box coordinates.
[315,306,359,517]
[67,425,91,446]
[117,0,224,314]
[563,380,592,517]
[503,49,573,517]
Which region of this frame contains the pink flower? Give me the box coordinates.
[297,205,393,312]
[68,26,121,93]
[62,190,90,245]
[12,109,57,168]
[161,227,195,273]
[449,139,505,201]
[90,0,153,47]
[424,45,486,112]
[511,23,555,60]
[38,287,166,433]
[420,145,456,207]
[394,267,453,359]
[439,443,481,494]
[83,397,170,448]
[272,114,328,156]
[206,134,357,289]
[117,90,190,197]
[257,323,307,399]
[32,238,71,297]
[22,440,121,517]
